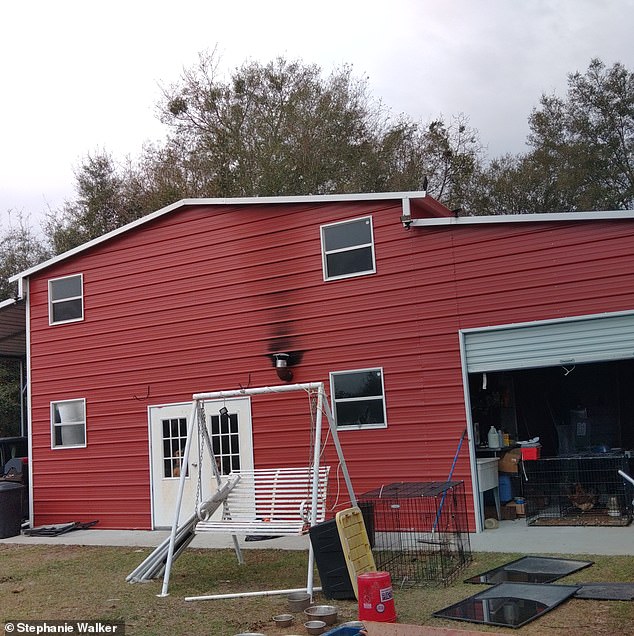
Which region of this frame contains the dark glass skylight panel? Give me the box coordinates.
[433,582,580,629]
[465,556,593,585]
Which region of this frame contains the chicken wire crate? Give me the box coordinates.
[357,481,472,587]
[522,456,634,527]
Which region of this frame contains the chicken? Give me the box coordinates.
[568,482,597,512]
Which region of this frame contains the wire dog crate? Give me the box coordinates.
[522,456,634,526]
[358,481,471,587]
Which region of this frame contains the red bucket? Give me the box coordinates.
[357,571,396,623]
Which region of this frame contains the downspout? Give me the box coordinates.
[400,197,413,229]
[21,277,35,527]
[19,360,26,437]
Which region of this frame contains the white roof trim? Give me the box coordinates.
[10,191,426,283]
[0,297,19,310]
[410,209,634,227]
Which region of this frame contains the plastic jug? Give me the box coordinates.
[488,426,499,448]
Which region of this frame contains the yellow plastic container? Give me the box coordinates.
[335,506,376,599]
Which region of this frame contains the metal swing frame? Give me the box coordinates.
[159,381,357,599]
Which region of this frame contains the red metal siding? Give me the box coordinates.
[27,203,634,530]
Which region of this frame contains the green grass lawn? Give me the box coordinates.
[1,544,633,635]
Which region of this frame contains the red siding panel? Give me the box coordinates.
[27,202,634,530]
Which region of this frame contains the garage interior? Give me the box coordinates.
[470,359,634,527]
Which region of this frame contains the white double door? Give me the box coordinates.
[149,398,253,528]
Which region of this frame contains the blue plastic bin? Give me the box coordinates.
[323,626,364,636]
[499,473,512,503]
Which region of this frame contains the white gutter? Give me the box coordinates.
[409,209,634,227]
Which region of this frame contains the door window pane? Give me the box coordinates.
[210,411,240,474]
[161,417,188,478]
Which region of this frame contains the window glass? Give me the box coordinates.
[52,300,83,323]
[331,368,387,429]
[51,399,86,448]
[211,412,240,474]
[161,417,188,478]
[321,217,375,280]
[50,276,82,301]
[49,274,83,324]
[323,218,372,251]
[325,247,374,279]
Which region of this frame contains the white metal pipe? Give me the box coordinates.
[159,399,199,597]
[304,387,325,598]
[193,382,323,401]
[185,586,322,602]
[310,389,324,526]
[618,470,634,486]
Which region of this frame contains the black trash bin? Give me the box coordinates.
[309,518,356,600]
[0,481,24,538]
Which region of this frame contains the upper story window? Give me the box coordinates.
[321,216,376,281]
[330,368,387,430]
[49,274,83,325]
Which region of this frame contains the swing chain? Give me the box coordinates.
[194,400,206,511]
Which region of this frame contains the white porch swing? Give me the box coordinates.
[150,381,357,600]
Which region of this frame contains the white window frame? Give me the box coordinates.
[51,398,87,449]
[329,367,387,430]
[48,273,84,325]
[320,216,376,281]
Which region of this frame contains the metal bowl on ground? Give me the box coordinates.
[304,620,326,635]
[304,605,338,625]
[287,591,311,612]
[273,613,294,627]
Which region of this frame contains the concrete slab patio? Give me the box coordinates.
[1,519,633,555]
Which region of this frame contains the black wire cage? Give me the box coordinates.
[522,456,634,526]
[358,481,472,587]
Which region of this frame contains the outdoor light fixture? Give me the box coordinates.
[219,406,228,416]
[273,353,293,382]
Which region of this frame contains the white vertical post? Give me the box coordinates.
[159,399,199,597]
[305,385,325,598]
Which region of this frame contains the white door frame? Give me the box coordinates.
[148,398,253,529]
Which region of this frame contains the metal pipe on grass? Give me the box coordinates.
[185,586,322,602]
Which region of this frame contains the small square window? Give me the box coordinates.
[49,274,84,324]
[51,399,86,448]
[330,368,387,429]
[321,216,376,281]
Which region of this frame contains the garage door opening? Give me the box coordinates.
[468,359,634,528]
[469,360,634,456]
[461,311,634,530]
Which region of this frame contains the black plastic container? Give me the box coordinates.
[308,519,355,600]
[0,482,24,538]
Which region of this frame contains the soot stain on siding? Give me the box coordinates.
[264,290,304,368]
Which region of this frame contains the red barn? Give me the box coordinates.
[7,192,634,533]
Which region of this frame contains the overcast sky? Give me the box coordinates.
[2,0,634,229]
